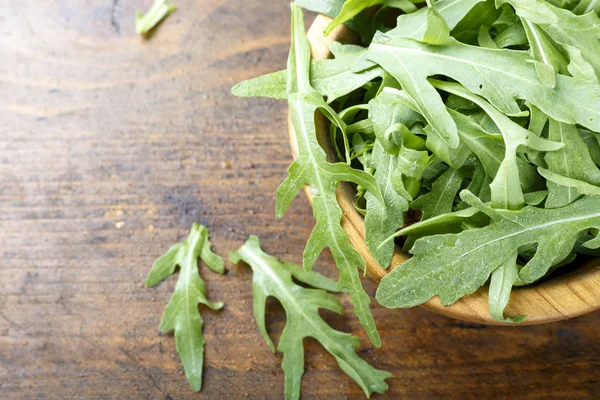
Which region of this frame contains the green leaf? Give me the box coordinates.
[278,4,382,346]
[376,195,600,309]
[391,0,486,39]
[382,207,480,245]
[521,17,566,88]
[543,119,600,207]
[411,167,468,220]
[452,0,502,44]
[145,223,224,392]
[419,4,452,45]
[477,25,498,48]
[231,70,288,100]
[539,168,600,197]
[431,80,562,210]
[488,253,527,323]
[573,0,600,16]
[230,236,391,400]
[503,0,600,81]
[232,45,383,104]
[295,0,346,18]
[324,0,419,36]
[367,32,600,141]
[580,128,600,166]
[368,87,424,153]
[135,0,177,35]
[493,17,528,48]
[365,142,411,268]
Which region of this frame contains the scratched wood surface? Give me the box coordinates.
[0,1,599,399]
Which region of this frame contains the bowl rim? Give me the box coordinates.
[287,14,600,325]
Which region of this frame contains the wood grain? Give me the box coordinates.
[291,15,600,326]
[0,2,599,399]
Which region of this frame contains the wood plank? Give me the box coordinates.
[0,1,599,399]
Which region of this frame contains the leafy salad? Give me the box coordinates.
[233,0,600,332]
[145,0,600,398]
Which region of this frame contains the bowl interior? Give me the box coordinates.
[287,14,600,325]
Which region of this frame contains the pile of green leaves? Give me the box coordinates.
[233,0,600,326]
[147,226,389,398]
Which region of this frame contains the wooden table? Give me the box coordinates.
[1,1,599,399]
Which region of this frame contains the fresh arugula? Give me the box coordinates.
[135,0,177,35]
[230,236,391,400]
[235,0,600,327]
[145,223,224,392]
[377,194,600,308]
[277,3,384,346]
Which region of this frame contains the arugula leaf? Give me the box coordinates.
[230,236,391,400]
[365,142,411,268]
[452,0,502,44]
[277,3,383,346]
[325,0,419,36]
[367,32,600,139]
[232,46,383,104]
[377,194,600,309]
[488,252,527,323]
[573,0,600,15]
[431,80,562,210]
[543,119,600,207]
[390,0,486,38]
[521,17,566,88]
[135,0,177,35]
[451,109,541,192]
[236,0,600,328]
[494,21,528,48]
[411,167,468,220]
[502,0,600,81]
[368,87,424,153]
[477,25,498,48]
[539,168,600,197]
[295,0,346,18]
[145,223,224,392]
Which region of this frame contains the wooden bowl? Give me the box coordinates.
[288,15,600,325]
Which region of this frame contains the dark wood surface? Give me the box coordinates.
[1,1,599,399]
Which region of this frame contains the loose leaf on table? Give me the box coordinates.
[366,31,600,150]
[145,223,224,392]
[543,119,600,207]
[135,0,177,35]
[376,194,600,310]
[276,4,383,346]
[230,236,391,400]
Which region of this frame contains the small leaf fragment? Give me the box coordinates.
[135,0,177,35]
